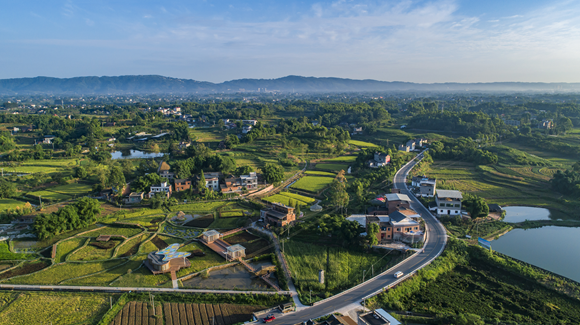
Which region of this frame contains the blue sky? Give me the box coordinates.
[1,0,579,83]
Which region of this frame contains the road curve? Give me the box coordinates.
[270,151,447,325]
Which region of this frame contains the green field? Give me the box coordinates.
[0,291,112,325]
[291,176,334,193]
[285,241,393,296]
[0,241,36,260]
[26,190,71,201]
[305,171,336,176]
[171,202,227,212]
[4,260,126,285]
[82,226,144,239]
[278,192,315,204]
[324,156,357,162]
[68,239,122,261]
[0,198,30,211]
[263,194,308,207]
[49,182,93,195]
[55,238,87,263]
[347,140,379,148]
[314,163,349,171]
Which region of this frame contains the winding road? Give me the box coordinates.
[269,151,448,325]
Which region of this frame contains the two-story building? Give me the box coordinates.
[384,193,411,213]
[412,176,437,197]
[397,140,416,152]
[367,152,391,168]
[220,175,243,193]
[174,179,192,192]
[124,192,144,204]
[435,189,463,216]
[149,182,172,198]
[158,161,175,180]
[240,172,258,190]
[347,208,423,244]
[202,172,221,191]
[261,202,296,227]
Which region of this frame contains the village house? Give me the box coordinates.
[178,141,191,150]
[240,172,258,189]
[174,179,192,192]
[261,202,296,227]
[384,193,412,213]
[398,140,415,152]
[435,189,463,216]
[352,126,363,135]
[367,152,391,168]
[243,119,258,126]
[124,192,144,204]
[538,120,552,129]
[220,175,243,193]
[195,172,221,191]
[415,138,428,148]
[149,182,172,198]
[347,208,423,244]
[412,176,437,197]
[42,135,55,144]
[358,309,402,325]
[158,161,175,180]
[242,125,253,134]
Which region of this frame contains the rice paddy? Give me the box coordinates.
[291,176,334,193]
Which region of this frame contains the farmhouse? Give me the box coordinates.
[124,192,144,204]
[158,161,175,180]
[385,193,412,213]
[538,120,552,129]
[412,176,437,197]
[347,208,423,244]
[367,152,391,168]
[358,309,402,325]
[42,135,55,144]
[174,179,191,192]
[220,175,243,193]
[435,189,463,216]
[397,140,415,152]
[149,182,172,198]
[261,202,296,227]
[200,172,221,191]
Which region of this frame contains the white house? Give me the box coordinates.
[435,190,463,216]
[149,182,172,198]
[240,172,258,189]
[203,172,221,191]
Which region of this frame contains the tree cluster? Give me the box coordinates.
[33,197,102,240]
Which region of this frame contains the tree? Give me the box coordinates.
[108,166,126,190]
[463,194,489,219]
[0,179,17,198]
[366,223,379,247]
[74,166,88,179]
[235,165,254,176]
[217,119,225,128]
[197,170,207,193]
[262,163,285,184]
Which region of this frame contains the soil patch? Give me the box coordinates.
[223,231,260,245]
[0,260,50,280]
[184,214,214,228]
[151,236,168,250]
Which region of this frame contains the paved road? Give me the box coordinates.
[269,152,448,325]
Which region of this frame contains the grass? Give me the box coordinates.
[291,176,334,193]
[348,140,379,148]
[81,225,144,238]
[68,239,122,261]
[263,194,308,207]
[323,156,357,162]
[0,241,36,260]
[209,215,249,229]
[0,291,112,325]
[175,243,226,278]
[285,240,393,294]
[279,192,316,204]
[305,171,336,176]
[67,256,146,286]
[116,235,147,257]
[0,198,30,212]
[114,265,173,288]
[48,182,93,195]
[314,163,350,171]
[33,225,101,250]
[184,214,215,228]
[55,237,86,263]
[26,190,71,201]
[171,202,227,212]
[4,260,126,285]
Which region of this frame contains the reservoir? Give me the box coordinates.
[502,206,551,223]
[111,150,167,160]
[491,226,580,283]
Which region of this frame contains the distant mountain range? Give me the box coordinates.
[0,75,579,95]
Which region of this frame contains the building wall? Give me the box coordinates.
[387,201,410,213]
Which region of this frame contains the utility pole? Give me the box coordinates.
[372,264,374,277]
[310,289,312,304]
[110,297,112,309]
[39,195,42,208]
[362,269,366,282]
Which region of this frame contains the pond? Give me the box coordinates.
[492,226,580,283]
[182,260,278,291]
[111,150,167,160]
[502,206,551,223]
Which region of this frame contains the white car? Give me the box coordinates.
[394,271,404,278]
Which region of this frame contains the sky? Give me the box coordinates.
[1,0,579,83]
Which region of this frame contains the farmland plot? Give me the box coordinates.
[291,176,334,193]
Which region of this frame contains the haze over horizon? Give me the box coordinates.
[2,0,579,84]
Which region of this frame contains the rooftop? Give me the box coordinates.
[436,190,463,199]
[227,244,246,252]
[385,193,411,202]
[203,229,220,237]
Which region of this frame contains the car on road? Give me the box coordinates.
[394,271,404,278]
[263,314,276,323]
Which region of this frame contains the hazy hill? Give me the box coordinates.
[0,75,579,95]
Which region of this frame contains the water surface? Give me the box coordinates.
[502,206,551,223]
[492,226,580,282]
[111,150,167,160]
